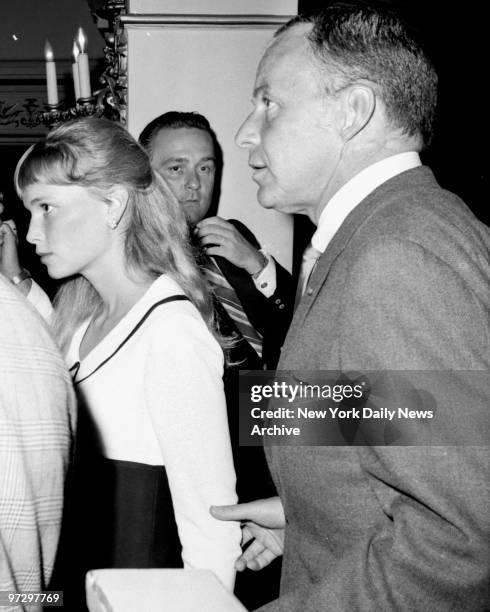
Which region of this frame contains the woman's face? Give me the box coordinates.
[23,182,112,279]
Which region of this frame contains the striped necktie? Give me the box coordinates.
[294,242,322,309]
[203,257,263,358]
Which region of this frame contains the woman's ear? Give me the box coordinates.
[106,186,129,230]
[340,84,376,142]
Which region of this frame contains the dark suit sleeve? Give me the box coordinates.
[261,237,490,612]
[216,219,295,368]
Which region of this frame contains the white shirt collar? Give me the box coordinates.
[312,152,421,253]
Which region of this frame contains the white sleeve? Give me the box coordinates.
[144,311,241,591]
[252,253,277,297]
[27,279,53,324]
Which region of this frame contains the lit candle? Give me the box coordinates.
[72,40,81,100]
[76,27,91,99]
[44,41,58,105]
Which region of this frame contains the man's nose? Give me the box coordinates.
[235,111,260,149]
[185,170,201,190]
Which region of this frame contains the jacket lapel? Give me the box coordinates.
[281,166,438,361]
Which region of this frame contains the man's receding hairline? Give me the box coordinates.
[269,20,313,50]
[151,125,216,155]
[154,124,213,137]
[261,22,330,100]
[261,22,318,76]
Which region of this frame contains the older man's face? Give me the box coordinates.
[236,24,343,220]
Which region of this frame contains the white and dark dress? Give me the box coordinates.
[56,275,240,599]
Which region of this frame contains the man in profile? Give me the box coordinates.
[212,3,490,610]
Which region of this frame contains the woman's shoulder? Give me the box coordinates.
[145,297,206,334]
[142,302,224,375]
[141,275,201,323]
[138,276,218,349]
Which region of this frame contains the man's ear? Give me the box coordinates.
[340,84,376,142]
[106,186,129,229]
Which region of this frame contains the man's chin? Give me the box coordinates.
[181,202,199,222]
[257,187,280,211]
[184,212,202,226]
[183,202,213,225]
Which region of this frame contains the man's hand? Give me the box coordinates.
[210,496,285,571]
[195,217,265,275]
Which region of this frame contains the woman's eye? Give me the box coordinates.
[167,166,182,174]
[40,204,53,213]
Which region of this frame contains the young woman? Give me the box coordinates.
[14,118,241,598]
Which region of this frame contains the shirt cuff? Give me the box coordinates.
[252,253,277,298]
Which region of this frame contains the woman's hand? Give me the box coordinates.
[0,220,22,280]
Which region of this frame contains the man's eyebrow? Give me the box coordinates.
[161,156,216,164]
[161,156,188,164]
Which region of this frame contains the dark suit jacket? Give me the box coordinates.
[262,167,490,611]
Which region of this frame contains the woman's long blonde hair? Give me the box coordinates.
[15,117,218,353]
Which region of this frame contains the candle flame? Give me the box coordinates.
[76,27,87,53]
[44,40,54,61]
[72,40,80,62]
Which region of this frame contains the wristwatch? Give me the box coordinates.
[10,268,31,285]
[251,250,269,279]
